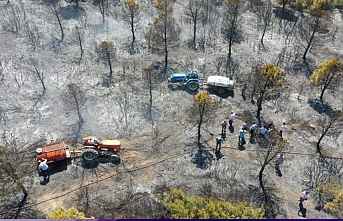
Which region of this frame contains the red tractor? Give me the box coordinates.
[81,136,121,166]
[35,137,121,168]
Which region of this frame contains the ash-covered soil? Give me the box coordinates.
[0,0,342,219]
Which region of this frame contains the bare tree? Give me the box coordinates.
[221,0,242,78]
[93,0,107,24]
[303,157,343,210]
[75,26,84,64]
[198,0,220,51]
[315,111,343,156]
[257,129,286,218]
[122,0,141,54]
[184,0,202,49]
[97,41,115,87]
[23,21,41,50]
[0,3,25,34]
[50,4,64,42]
[257,0,273,46]
[113,85,137,137]
[64,83,86,141]
[150,0,180,79]
[31,61,46,96]
[0,133,43,218]
[143,66,154,123]
[298,15,320,61]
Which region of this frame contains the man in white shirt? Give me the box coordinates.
[38,158,49,183]
[249,123,258,143]
[280,121,287,140]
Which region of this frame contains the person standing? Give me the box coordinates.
[215,136,224,153]
[38,158,49,183]
[280,121,287,139]
[221,120,227,141]
[228,112,236,133]
[298,191,310,218]
[259,125,268,140]
[249,123,257,143]
[275,153,284,177]
[238,128,246,148]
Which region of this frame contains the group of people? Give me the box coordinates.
[216,111,287,153]
[216,112,310,218]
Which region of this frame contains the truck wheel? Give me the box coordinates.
[186,81,199,92]
[110,154,121,165]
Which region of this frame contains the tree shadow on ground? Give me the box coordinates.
[248,184,286,218]
[59,5,82,20]
[290,58,316,77]
[191,144,214,170]
[273,7,298,22]
[308,98,336,118]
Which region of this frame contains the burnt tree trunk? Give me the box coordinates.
[197,104,205,148]
[52,6,64,42]
[192,9,198,49]
[130,11,136,53]
[76,26,83,64]
[163,14,168,80]
[106,48,113,86]
[33,64,46,96]
[303,17,319,61]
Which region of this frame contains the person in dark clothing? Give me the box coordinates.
[298,191,309,218]
[298,200,307,218]
[249,123,257,144]
[215,136,224,160]
[228,112,236,133]
[275,153,284,177]
[238,128,246,148]
[215,136,223,153]
[221,121,227,141]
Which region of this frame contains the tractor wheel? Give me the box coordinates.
[110,154,121,165]
[186,81,199,92]
[98,150,111,163]
[81,149,98,165]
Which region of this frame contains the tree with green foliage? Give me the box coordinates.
[251,64,285,125]
[319,182,343,217]
[162,188,264,218]
[194,91,214,148]
[310,58,343,103]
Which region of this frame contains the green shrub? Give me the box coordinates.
[47,208,88,219]
[162,188,264,218]
[318,183,343,217]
